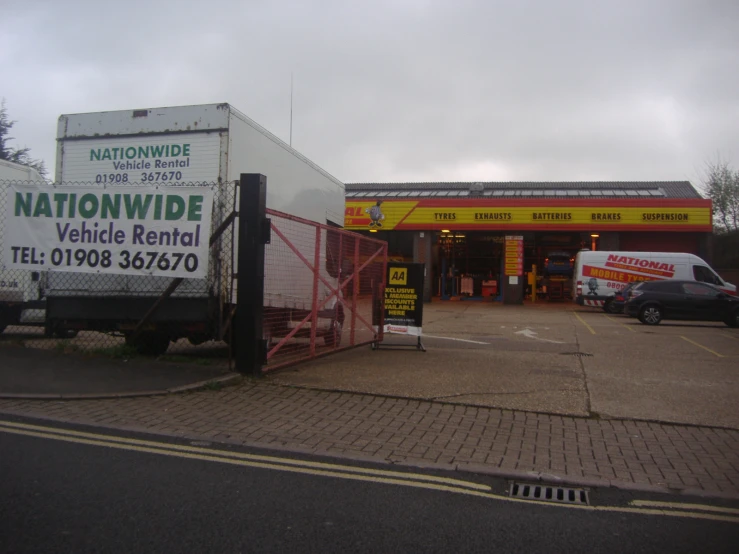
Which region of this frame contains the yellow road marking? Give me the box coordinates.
[720,332,739,342]
[630,499,739,515]
[0,419,487,491]
[1,420,738,524]
[680,336,725,358]
[573,312,596,335]
[0,424,495,495]
[603,314,635,332]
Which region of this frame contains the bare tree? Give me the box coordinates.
[0,98,47,177]
[703,159,739,232]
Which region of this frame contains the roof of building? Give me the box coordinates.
[345,181,703,200]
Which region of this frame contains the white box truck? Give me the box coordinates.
[573,250,736,310]
[0,159,50,334]
[48,103,346,354]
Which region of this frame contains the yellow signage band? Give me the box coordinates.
[344,201,712,231]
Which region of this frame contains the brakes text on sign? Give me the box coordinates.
[4,184,214,280]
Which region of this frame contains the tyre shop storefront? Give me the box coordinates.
[343,182,712,303]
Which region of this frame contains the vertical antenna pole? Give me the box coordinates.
[290,72,293,147]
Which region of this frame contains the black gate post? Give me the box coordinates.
[235,173,267,376]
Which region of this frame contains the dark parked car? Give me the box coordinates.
[625,280,739,326]
[604,281,644,314]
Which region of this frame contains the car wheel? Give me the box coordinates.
[639,305,663,325]
[604,300,620,314]
[725,309,739,328]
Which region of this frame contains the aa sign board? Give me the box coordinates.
[383,262,425,336]
[3,183,214,279]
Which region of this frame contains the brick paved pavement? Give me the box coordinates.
[1,381,738,499]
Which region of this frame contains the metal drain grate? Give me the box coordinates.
[509,482,589,505]
[560,352,593,357]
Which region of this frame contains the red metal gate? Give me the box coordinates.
[262,209,387,371]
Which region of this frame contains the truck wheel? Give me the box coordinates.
[323,319,342,347]
[125,332,170,356]
[725,309,739,328]
[639,305,662,325]
[603,299,619,314]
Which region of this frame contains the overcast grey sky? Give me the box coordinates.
[2,0,737,187]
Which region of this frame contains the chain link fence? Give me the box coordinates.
[0,178,236,364]
[1,178,388,372]
[263,209,387,371]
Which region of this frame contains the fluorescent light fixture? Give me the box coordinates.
[590,233,600,238]
[441,229,451,233]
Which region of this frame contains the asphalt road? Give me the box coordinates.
[1,418,737,554]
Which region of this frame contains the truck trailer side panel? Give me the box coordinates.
[47,103,347,347]
[225,109,344,227]
[223,108,345,312]
[50,130,224,298]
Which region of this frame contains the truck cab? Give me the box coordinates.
[0,160,48,333]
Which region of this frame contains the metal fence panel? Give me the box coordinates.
[263,208,387,371]
[1,177,386,371]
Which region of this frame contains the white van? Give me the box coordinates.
[0,160,48,334]
[572,250,736,309]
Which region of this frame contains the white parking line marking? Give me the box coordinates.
[422,334,490,345]
[514,328,564,343]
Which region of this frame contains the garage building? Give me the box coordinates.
[344,181,712,302]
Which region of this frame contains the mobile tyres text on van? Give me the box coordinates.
[572,250,736,308]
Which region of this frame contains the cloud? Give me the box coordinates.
[2,0,737,187]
